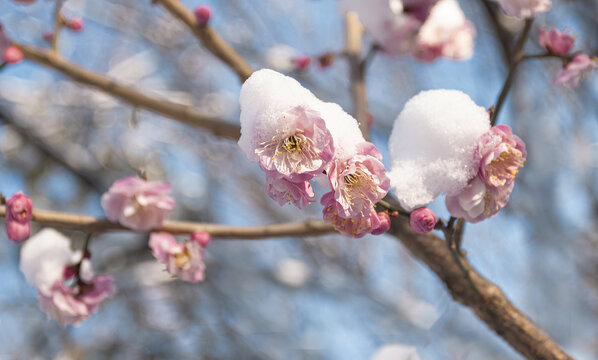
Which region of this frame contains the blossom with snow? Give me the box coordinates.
[5,191,33,243]
[325,142,389,219]
[446,178,514,222]
[339,0,474,61]
[477,125,526,188]
[149,232,208,282]
[101,176,175,231]
[409,207,437,233]
[494,0,551,18]
[389,89,490,210]
[415,0,475,62]
[538,28,575,56]
[20,228,115,325]
[554,54,598,89]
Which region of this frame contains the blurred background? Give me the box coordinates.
[1,0,597,358]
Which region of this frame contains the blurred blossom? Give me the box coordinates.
[101,176,175,231]
[275,258,311,287]
[554,54,598,89]
[193,5,212,26]
[494,0,551,18]
[266,44,300,72]
[370,344,421,360]
[149,232,207,283]
[539,28,575,56]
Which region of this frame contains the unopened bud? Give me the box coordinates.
[409,207,436,234]
[3,45,23,64]
[190,231,211,247]
[194,5,212,26]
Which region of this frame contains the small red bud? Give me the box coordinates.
[3,45,23,64]
[67,17,85,32]
[194,5,212,26]
[293,55,311,71]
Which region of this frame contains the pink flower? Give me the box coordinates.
[255,106,334,182]
[38,275,115,326]
[101,177,175,231]
[477,125,526,188]
[539,28,575,56]
[554,54,598,89]
[5,191,33,243]
[409,207,436,234]
[445,177,514,223]
[327,142,389,218]
[321,192,381,238]
[149,232,207,282]
[371,212,391,235]
[265,173,315,209]
[66,17,85,32]
[415,0,475,62]
[194,5,212,26]
[494,0,551,18]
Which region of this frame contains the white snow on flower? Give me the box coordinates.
[239,69,364,162]
[20,228,82,295]
[389,89,490,210]
[265,44,299,73]
[370,343,421,360]
[417,0,475,61]
[494,0,551,18]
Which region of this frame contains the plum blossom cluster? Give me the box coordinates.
[338,0,475,62]
[20,229,115,325]
[389,90,526,224]
[239,69,390,237]
[538,28,598,89]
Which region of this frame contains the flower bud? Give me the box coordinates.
[409,207,436,234]
[66,17,85,32]
[293,55,311,71]
[43,31,54,43]
[191,231,211,247]
[371,212,391,235]
[5,191,33,242]
[194,5,212,26]
[3,45,23,64]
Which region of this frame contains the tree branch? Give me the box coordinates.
[388,216,572,360]
[345,12,370,140]
[153,0,254,82]
[0,206,334,239]
[13,43,241,140]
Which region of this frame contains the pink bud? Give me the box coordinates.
[190,231,211,247]
[409,207,436,234]
[5,191,33,242]
[63,266,76,279]
[293,55,311,71]
[43,31,54,43]
[3,45,23,64]
[371,212,391,235]
[66,17,85,32]
[194,5,212,26]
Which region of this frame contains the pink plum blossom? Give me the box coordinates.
[254,106,334,182]
[539,28,575,56]
[415,0,475,62]
[38,275,115,326]
[265,173,315,209]
[149,232,207,283]
[554,54,598,89]
[371,212,391,235]
[446,178,514,223]
[5,191,33,243]
[477,125,527,188]
[101,176,175,231]
[409,207,436,234]
[327,142,389,219]
[194,5,212,25]
[494,0,551,18]
[321,192,381,238]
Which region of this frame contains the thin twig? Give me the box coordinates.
[153,0,253,82]
[0,206,335,239]
[491,18,534,126]
[14,43,241,140]
[51,0,64,53]
[345,12,370,140]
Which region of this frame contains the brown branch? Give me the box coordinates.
[13,43,241,140]
[0,206,334,239]
[389,217,571,359]
[153,0,253,82]
[345,12,370,141]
